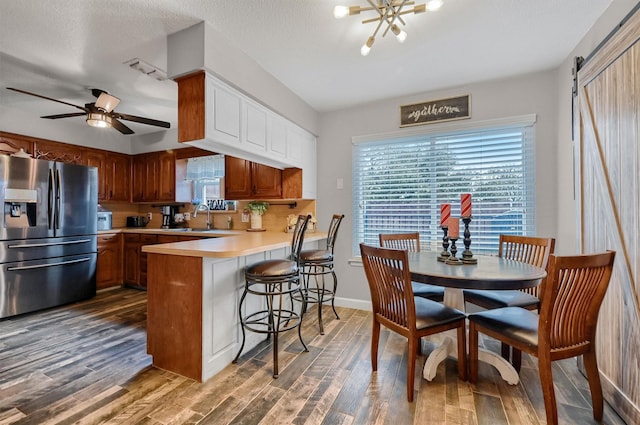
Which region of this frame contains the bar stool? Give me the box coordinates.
[297,214,344,335]
[232,214,311,378]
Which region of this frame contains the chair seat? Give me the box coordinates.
[414,297,466,329]
[246,259,298,277]
[468,306,539,349]
[463,288,539,310]
[299,249,333,263]
[412,282,445,302]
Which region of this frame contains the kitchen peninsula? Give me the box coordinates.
[141,230,326,382]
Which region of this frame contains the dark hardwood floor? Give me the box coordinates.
[0,288,627,425]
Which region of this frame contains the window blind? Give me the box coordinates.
[352,121,536,257]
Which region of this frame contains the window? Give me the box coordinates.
[352,115,536,256]
[186,155,225,204]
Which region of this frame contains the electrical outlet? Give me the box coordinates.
[147,212,152,221]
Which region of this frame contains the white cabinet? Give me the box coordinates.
[286,124,304,168]
[267,113,287,159]
[206,80,242,146]
[195,73,315,184]
[301,133,317,199]
[243,99,267,152]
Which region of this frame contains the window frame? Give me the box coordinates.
[351,114,537,257]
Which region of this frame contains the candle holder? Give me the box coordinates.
[438,226,450,262]
[461,217,477,264]
[445,238,462,265]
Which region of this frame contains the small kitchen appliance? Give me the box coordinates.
[161,205,178,228]
[97,209,112,231]
[126,216,148,227]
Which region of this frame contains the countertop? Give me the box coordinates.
[135,229,327,259]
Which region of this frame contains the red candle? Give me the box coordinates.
[440,203,451,227]
[448,217,460,238]
[461,193,472,218]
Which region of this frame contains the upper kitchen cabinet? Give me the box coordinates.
[86,150,131,202]
[224,156,282,200]
[132,151,176,202]
[301,134,316,199]
[175,72,317,188]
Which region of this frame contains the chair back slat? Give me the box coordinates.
[326,214,345,252]
[540,252,615,352]
[379,232,421,252]
[291,214,311,263]
[499,235,556,297]
[360,243,415,330]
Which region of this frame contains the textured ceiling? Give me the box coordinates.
[0,0,613,136]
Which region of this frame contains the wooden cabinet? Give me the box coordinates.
[86,150,107,200]
[123,233,209,290]
[139,234,157,288]
[86,150,131,202]
[224,156,282,200]
[123,234,141,287]
[106,152,131,201]
[123,233,158,289]
[96,233,122,289]
[132,151,175,202]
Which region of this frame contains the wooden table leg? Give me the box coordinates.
[422,287,520,385]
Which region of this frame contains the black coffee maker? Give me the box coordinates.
[161,205,178,228]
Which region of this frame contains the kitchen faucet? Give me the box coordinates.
[193,203,212,229]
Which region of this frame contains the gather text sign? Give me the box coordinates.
[400,94,470,127]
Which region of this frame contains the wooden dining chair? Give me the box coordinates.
[360,243,467,402]
[379,232,445,302]
[468,251,616,425]
[463,234,555,362]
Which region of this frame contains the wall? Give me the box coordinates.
[316,71,558,307]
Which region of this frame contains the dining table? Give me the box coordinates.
[407,250,547,385]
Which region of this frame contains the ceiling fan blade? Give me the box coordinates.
[7,87,87,112]
[116,113,171,129]
[94,92,120,113]
[41,112,87,119]
[111,118,134,134]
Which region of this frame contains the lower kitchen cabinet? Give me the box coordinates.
[96,233,122,289]
[123,233,203,290]
[124,233,158,290]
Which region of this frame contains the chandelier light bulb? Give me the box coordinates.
[333,5,349,18]
[361,36,375,56]
[391,25,407,43]
[426,0,443,11]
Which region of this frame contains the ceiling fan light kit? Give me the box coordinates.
[86,112,112,128]
[334,0,443,56]
[6,87,170,135]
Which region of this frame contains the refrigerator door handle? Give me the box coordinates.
[7,239,93,249]
[48,168,54,230]
[55,168,61,230]
[7,257,92,271]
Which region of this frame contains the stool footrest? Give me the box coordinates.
[241,309,302,334]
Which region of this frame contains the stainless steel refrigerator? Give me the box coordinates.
[0,155,98,319]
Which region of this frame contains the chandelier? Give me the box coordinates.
[334,0,443,56]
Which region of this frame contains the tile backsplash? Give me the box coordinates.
[102,200,317,232]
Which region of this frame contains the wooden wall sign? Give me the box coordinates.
[400,94,470,127]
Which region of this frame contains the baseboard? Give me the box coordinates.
[334,296,371,311]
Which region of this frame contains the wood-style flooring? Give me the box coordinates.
[0,288,627,425]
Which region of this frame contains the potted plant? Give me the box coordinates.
[246,201,269,230]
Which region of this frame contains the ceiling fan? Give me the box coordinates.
[6,87,171,135]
